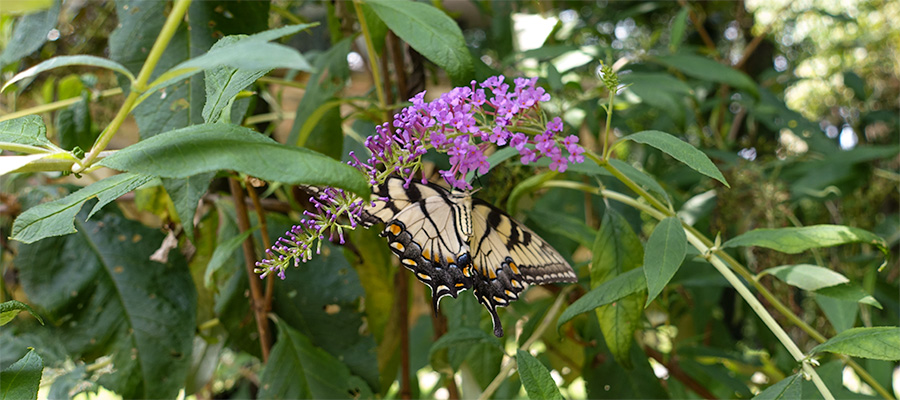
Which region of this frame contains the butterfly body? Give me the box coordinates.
[361,176,577,337]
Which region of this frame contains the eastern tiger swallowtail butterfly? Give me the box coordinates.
[359,176,577,337]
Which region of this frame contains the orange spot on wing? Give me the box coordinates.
[389,224,402,235]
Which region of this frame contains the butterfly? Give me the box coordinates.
[359,176,577,337]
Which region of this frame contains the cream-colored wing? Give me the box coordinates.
[469,200,577,337]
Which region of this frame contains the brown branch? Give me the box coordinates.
[395,269,412,399]
[644,346,717,400]
[245,179,276,312]
[228,177,272,362]
[388,31,409,103]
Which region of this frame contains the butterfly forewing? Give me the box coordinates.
[469,200,577,336]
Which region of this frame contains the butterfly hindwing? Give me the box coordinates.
[373,179,475,310]
[469,200,577,337]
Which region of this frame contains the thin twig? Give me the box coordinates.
[645,346,718,399]
[677,0,718,56]
[228,177,272,362]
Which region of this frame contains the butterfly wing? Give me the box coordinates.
[469,199,577,337]
[365,178,475,310]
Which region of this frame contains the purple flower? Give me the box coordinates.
[520,147,540,164]
[534,131,555,155]
[548,117,564,133]
[567,145,585,164]
[489,126,510,145]
[510,133,528,150]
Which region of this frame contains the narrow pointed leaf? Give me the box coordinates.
[516,350,564,400]
[644,217,687,306]
[557,267,646,330]
[816,283,882,309]
[722,225,889,262]
[763,264,850,291]
[592,208,645,368]
[655,54,759,97]
[810,327,900,361]
[625,130,729,187]
[2,55,134,92]
[97,124,369,198]
[11,172,154,243]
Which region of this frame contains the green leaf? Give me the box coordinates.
[753,373,803,400]
[2,55,134,92]
[144,41,312,97]
[810,327,900,361]
[843,71,866,100]
[270,233,379,391]
[0,115,52,147]
[0,301,43,326]
[669,7,690,52]
[516,350,564,400]
[97,124,370,198]
[557,267,646,330]
[288,38,351,155]
[259,319,373,399]
[526,208,596,248]
[11,172,154,243]
[763,264,850,291]
[815,283,882,309]
[815,294,857,333]
[625,130,730,187]
[367,0,474,83]
[722,225,889,264]
[204,227,257,287]
[0,0,58,69]
[143,23,315,98]
[655,54,759,97]
[161,173,214,239]
[592,208,645,368]
[644,217,687,306]
[16,207,197,399]
[0,349,42,400]
[200,25,314,123]
[620,73,693,123]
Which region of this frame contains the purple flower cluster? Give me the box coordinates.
[351,75,586,190]
[254,186,365,279]
[258,75,586,278]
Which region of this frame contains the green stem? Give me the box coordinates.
[0,143,51,154]
[602,87,615,159]
[76,0,191,172]
[352,0,388,121]
[0,88,123,123]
